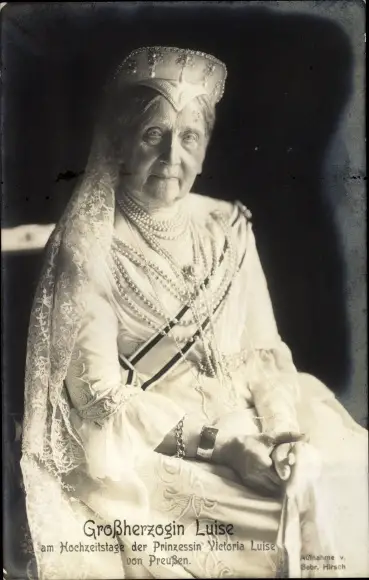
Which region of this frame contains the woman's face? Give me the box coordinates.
[119,96,209,208]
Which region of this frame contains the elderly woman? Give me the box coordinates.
[21,47,367,580]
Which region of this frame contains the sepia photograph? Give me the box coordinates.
[1,1,367,578]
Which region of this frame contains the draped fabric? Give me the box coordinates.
[20,127,125,579]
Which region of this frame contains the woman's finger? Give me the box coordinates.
[267,466,283,485]
[275,463,291,481]
[272,443,292,463]
[244,470,281,494]
[272,431,307,446]
[254,445,274,468]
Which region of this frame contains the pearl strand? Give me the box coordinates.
[112,251,169,321]
[119,192,185,230]
[118,205,244,413]
[179,239,215,378]
[123,216,213,420]
[117,214,216,378]
[197,226,239,405]
[113,229,232,332]
[114,198,242,372]
[113,238,188,301]
[112,252,222,334]
[112,241,217,328]
[110,262,163,331]
[117,194,189,240]
[212,218,246,406]
[182,223,238,408]
[187,222,233,385]
[113,246,219,333]
[115,200,231,310]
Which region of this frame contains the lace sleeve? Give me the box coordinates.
[66,347,140,424]
[246,344,301,435]
[64,287,185,479]
[242,226,301,434]
[65,289,140,423]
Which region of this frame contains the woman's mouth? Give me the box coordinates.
[151,174,179,180]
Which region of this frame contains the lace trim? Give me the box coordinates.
[77,387,139,421]
[221,348,249,372]
[245,347,301,434]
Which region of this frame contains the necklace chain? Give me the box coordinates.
[114,193,236,327]
[112,194,242,410]
[117,193,189,240]
[111,220,237,329]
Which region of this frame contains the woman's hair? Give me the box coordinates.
[97,83,216,156]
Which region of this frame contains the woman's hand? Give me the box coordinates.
[271,442,296,481]
[213,429,306,495]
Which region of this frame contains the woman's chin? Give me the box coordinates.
[145,179,186,207]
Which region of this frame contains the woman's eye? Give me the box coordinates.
[182,132,200,145]
[144,128,163,143]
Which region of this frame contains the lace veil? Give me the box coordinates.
[18,60,137,578]
[19,49,225,579]
[21,45,226,478]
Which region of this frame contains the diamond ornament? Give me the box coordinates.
[112,46,227,107]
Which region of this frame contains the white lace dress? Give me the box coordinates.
[57,196,368,579]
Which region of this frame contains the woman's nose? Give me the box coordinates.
[159,134,181,165]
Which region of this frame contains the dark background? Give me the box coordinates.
[2,2,356,417]
[1,2,366,576]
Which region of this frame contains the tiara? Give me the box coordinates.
[112,46,227,107]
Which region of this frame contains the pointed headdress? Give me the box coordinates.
[111,46,227,111]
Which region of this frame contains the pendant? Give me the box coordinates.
[197,360,215,378]
[197,350,218,378]
[182,264,203,285]
[182,264,195,281]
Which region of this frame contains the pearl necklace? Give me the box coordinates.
[117,193,189,241]
[112,238,189,302]
[143,218,239,409]
[112,200,240,336]
[112,202,244,412]
[122,216,215,418]
[111,222,237,331]
[117,193,210,296]
[194,224,240,405]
